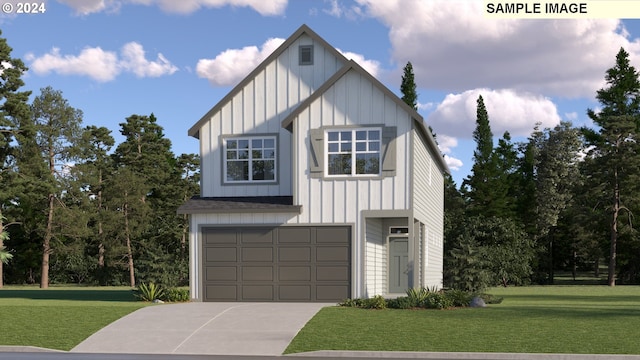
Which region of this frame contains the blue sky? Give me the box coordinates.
[2,0,640,186]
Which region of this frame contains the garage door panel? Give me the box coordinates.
[204,229,237,244]
[241,229,274,243]
[243,266,273,281]
[278,228,312,243]
[279,247,311,261]
[316,227,350,244]
[206,266,237,281]
[203,226,350,302]
[317,266,349,281]
[279,285,311,300]
[242,247,273,262]
[206,285,237,301]
[242,285,274,300]
[280,266,311,281]
[207,247,237,262]
[317,246,349,262]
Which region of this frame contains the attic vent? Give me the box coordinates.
[299,45,313,65]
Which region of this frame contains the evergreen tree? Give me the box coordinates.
[400,62,418,110]
[535,122,583,283]
[29,87,83,288]
[583,48,640,286]
[400,61,436,140]
[0,30,30,288]
[463,95,508,217]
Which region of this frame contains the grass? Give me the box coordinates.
[0,285,148,351]
[285,286,640,355]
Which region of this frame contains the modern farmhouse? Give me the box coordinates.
[178,24,448,302]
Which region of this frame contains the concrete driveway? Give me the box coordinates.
[70,302,333,356]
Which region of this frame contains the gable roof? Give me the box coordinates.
[280,60,450,174]
[188,24,349,139]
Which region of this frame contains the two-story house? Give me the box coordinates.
[178,24,449,302]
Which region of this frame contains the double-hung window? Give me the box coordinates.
[326,128,381,176]
[224,136,276,183]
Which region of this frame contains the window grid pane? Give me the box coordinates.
[225,136,276,182]
[326,129,381,176]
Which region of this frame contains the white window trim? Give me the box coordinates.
[324,128,382,177]
[223,135,277,184]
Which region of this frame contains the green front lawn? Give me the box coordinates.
[0,286,148,351]
[286,286,640,355]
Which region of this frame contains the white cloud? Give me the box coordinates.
[436,134,457,154]
[196,37,285,86]
[26,42,177,82]
[427,88,561,139]
[564,111,578,121]
[444,155,463,171]
[322,0,363,19]
[56,0,118,15]
[58,0,287,15]
[323,0,342,17]
[196,37,381,86]
[120,42,178,78]
[27,46,120,82]
[354,0,640,98]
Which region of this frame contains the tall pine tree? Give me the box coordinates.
[463,95,508,217]
[0,30,30,288]
[583,48,640,286]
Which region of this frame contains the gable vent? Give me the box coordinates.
[299,45,313,65]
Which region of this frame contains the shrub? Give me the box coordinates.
[362,295,387,309]
[406,287,429,306]
[444,289,474,307]
[135,282,165,302]
[480,293,504,304]
[163,287,190,302]
[339,298,365,307]
[422,292,454,309]
[387,296,415,309]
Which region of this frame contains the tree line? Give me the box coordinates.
[419,48,640,290]
[0,32,199,288]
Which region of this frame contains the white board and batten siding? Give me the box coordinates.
[198,34,346,198]
[289,69,413,298]
[412,129,445,289]
[293,69,413,224]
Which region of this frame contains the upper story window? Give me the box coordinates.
[326,128,381,176]
[224,136,276,183]
[299,45,313,65]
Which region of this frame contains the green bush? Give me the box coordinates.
[480,293,504,304]
[339,298,365,307]
[134,282,165,302]
[422,292,454,309]
[445,289,474,307]
[163,287,190,302]
[362,295,387,309]
[406,287,429,306]
[387,296,415,309]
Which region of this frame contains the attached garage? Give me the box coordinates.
[202,226,351,302]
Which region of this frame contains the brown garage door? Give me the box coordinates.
[202,226,351,302]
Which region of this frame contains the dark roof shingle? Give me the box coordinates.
[177,196,302,215]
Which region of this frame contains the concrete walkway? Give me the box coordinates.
[70,302,332,356]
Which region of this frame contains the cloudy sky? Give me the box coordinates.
[3,0,640,185]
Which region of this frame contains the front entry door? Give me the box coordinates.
[389,236,409,293]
